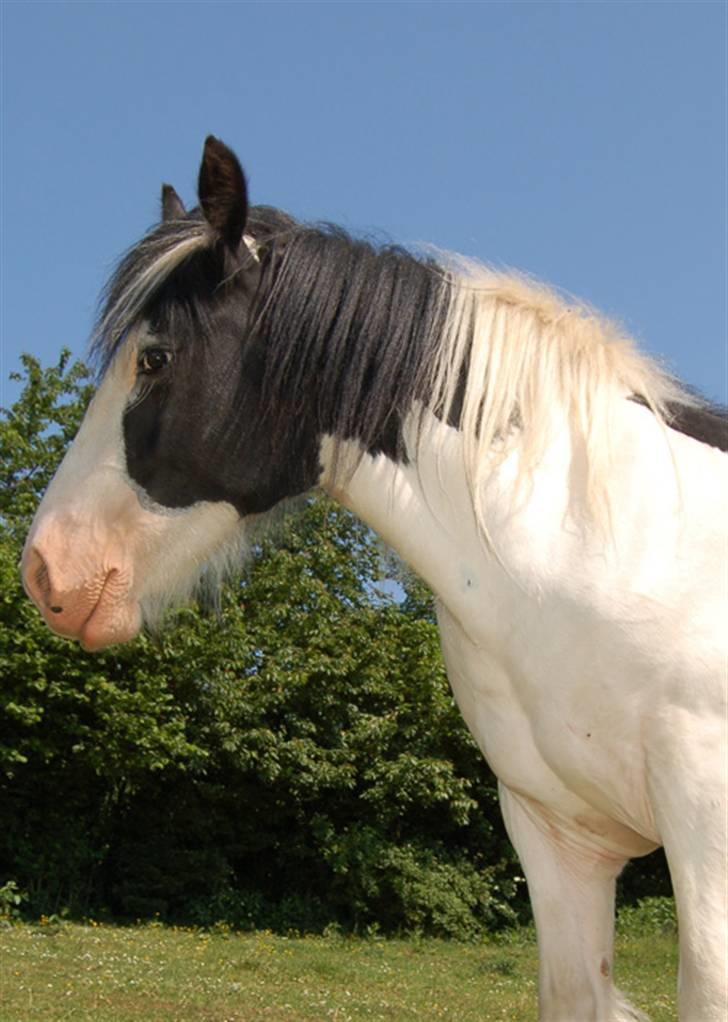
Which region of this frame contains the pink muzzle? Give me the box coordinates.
[22,524,142,651]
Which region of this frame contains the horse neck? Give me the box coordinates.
[332,391,717,650]
[318,412,573,626]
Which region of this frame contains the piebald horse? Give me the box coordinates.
[22,138,727,1020]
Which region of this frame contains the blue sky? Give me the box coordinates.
[1,1,726,412]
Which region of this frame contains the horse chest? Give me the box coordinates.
[435,599,660,854]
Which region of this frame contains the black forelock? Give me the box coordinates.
[90,205,291,374]
[92,216,204,372]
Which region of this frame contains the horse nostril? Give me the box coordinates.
[25,547,63,615]
[34,556,51,602]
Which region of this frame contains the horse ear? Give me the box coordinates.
[161,184,186,222]
[198,136,249,251]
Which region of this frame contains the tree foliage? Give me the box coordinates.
[0,355,669,936]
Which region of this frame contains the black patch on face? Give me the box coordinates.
[123,244,322,515]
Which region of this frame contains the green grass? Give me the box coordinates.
[0,921,677,1022]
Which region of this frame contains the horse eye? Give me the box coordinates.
[138,348,172,375]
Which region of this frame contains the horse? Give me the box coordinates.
[22,137,727,1021]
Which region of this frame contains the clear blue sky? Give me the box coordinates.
[1,1,726,412]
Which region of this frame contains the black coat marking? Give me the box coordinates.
[631,393,728,453]
[666,399,728,452]
[123,239,323,516]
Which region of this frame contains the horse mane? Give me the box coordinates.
[249,218,691,529]
[429,258,690,529]
[92,206,706,532]
[252,217,451,462]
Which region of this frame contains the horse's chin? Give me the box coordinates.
[79,601,143,652]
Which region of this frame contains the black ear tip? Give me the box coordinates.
[161,183,186,222]
[203,135,229,158]
[200,136,246,185]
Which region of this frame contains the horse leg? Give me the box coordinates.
[499,783,647,1022]
[647,724,728,1020]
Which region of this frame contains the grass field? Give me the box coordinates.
[0,920,677,1022]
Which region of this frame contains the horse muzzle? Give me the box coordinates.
[21,533,142,651]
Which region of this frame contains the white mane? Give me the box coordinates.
[426,258,688,536]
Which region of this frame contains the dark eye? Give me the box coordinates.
[138,348,172,375]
